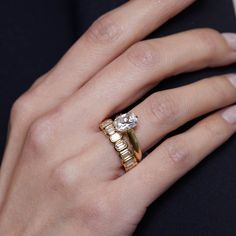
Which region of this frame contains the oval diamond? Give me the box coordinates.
[113,112,138,132]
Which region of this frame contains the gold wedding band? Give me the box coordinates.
[127,129,142,162]
[100,112,142,172]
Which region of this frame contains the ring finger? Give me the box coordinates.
[28,29,236,160]
[58,74,236,182]
[116,104,236,210]
[88,73,236,179]
[132,73,236,151]
[59,29,236,131]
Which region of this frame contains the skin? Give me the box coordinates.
[0,0,236,235]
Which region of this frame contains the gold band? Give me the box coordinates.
[127,129,142,162]
[100,119,138,172]
[100,112,142,172]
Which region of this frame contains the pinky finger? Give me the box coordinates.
[115,105,236,209]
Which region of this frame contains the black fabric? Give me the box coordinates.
[0,0,235,235]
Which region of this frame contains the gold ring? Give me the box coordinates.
[100,112,142,172]
[127,129,142,162]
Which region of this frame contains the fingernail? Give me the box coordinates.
[222,105,236,124]
[227,74,236,87]
[222,33,236,51]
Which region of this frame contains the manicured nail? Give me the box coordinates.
[222,105,236,124]
[222,33,236,51]
[227,74,236,87]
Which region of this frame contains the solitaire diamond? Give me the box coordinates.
[113,112,138,132]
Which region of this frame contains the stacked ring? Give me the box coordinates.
[100,112,142,172]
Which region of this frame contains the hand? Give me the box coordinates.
[0,0,236,235]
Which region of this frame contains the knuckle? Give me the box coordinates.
[127,41,157,69]
[162,137,191,165]
[26,109,61,152]
[80,195,113,229]
[205,77,230,102]
[51,162,79,193]
[10,93,33,125]
[147,93,179,124]
[26,117,53,152]
[195,28,222,57]
[201,118,223,139]
[87,13,122,44]
[86,198,109,219]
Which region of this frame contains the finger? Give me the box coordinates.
[30,30,236,159]
[21,0,197,118]
[0,0,197,210]
[51,140,125,186]
[39,0,196,95]
[0,0,196,195]
[115,105,236,209]
[132,74,236,150]
[79,74,236,181]
[10,0,197,142]
[64,29,236,126]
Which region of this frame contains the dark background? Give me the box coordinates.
[0,0,235,235]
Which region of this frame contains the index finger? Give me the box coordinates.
[1,0,196,205]
[45,0,196,96]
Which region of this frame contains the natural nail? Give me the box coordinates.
[222,105,236,124]
[222,33,236,51]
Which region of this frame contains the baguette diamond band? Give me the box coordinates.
[100,112,142,172]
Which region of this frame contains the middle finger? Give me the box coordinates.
[25,30,236,160]
[62,29,236,128]
[132,73,236,151]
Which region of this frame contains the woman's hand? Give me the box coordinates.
[0,0,236,235]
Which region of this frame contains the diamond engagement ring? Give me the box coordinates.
[100,112,142,172]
